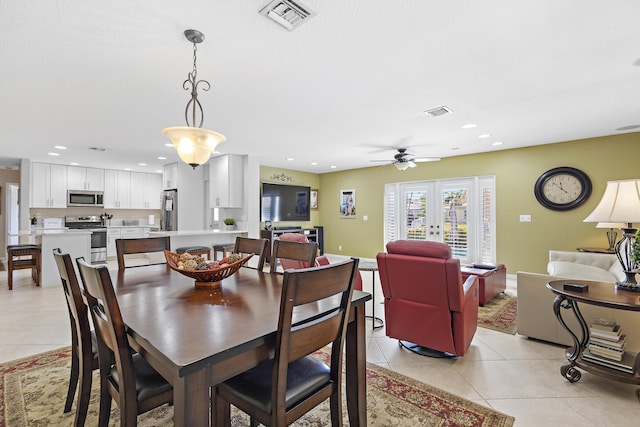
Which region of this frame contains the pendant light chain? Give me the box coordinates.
[183,38,210,128]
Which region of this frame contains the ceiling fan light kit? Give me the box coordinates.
[372,147,440,171]
[162,29,226,169]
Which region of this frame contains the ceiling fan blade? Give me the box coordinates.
[370,159,393,163]
[414,157,441,162]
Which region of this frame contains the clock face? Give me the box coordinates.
[534,167,592,211]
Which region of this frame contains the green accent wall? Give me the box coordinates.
[261,132,640,274]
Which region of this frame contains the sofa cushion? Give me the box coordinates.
[547,261,617,283]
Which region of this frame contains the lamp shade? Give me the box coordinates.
[595,222,626,229]
[162,126,226,168]
[394,162,410,171]
[584,179,640,225]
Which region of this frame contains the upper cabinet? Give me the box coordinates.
[104,170,131,209]
[163,163,178,190]
[67,166,104,191]
[30,162,68,208]
[210,154,244,208]
[130,172,162,209]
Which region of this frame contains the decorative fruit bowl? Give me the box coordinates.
[164,250,253,288]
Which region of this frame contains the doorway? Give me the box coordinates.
[5,182,20,251]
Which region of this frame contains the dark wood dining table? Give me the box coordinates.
[110,264,371,427]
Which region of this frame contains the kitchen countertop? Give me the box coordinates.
[10,228,92,236]
[149,229,247,237]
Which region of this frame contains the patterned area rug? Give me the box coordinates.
[1,347,515,427]
[478,292,518,334]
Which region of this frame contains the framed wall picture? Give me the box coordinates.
[310,189,318,209]
[340,189,356,218]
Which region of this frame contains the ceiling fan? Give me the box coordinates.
[370,148,441,171]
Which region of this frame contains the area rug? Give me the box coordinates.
[477,292,517,335]
[1,347,515,427]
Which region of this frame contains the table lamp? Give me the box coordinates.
[584,179,640,292]
[595,222,625,251]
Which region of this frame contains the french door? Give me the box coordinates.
[384,176,495,264]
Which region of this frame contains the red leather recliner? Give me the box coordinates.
[278,233,362,291]
[377,240,478,357]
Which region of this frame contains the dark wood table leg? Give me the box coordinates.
[345,303,367,426]
[173,371,210,427]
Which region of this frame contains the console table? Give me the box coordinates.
[547,279,640,400]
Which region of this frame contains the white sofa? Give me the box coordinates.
[517,250,640,352]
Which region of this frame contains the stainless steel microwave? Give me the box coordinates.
[67,190,104,207]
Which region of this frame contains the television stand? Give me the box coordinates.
[260,227,324,262]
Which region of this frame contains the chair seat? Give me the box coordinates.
[217,355,330,413]
[110,353,172,402]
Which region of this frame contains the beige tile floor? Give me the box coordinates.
[2,264,640,426]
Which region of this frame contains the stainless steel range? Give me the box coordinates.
[65,216,107,264]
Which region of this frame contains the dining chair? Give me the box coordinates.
[269,238,317,274]
[52,248,99,427]
[115,236,171,270]
[233,237,269,271]
[215,257,360,427]
[75,258,173,427]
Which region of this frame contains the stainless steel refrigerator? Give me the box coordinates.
[160,189,178,231]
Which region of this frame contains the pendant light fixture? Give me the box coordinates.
[162,29,226,169]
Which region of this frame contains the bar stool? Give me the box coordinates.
[213,243,235,261]
[7,244,42,290]
[175,246,211,260]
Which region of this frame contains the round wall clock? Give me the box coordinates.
[534,166,592,211]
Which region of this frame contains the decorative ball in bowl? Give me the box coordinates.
[164,250,253,288]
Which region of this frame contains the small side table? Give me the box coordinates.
[358,259,383,330]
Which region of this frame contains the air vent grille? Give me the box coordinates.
[259,0,315,31]
[423,106,453,117]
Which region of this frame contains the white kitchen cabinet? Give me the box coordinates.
[130,172,162,209]
[106,228,121,257]
[163,163,178,190]
[30,162,68,208]
[209,154,244,208]
[67,166,104,191]
[104,170,131,208]
[107,227,146,257]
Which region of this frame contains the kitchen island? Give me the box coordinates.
[148,229,248,251]
[10,229,91,287]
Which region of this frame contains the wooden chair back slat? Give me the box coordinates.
[234,237,268,271]
[269,239,317,274]
[115,236,171,270]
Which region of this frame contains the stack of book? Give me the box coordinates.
[583,318,636,374]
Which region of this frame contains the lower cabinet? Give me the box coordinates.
[107,227,145,257]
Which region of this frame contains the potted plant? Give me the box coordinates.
[224,217,235,230]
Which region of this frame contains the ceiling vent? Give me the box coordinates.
[423,106,453,117]
[259,0,315,31]
[88,147,107,152]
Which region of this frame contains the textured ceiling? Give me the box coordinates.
[1,1,639,173]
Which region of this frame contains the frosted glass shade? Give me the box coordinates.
[584,179,640,225]
[162,126,226,168]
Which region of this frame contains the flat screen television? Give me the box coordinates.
[261,183,311,222]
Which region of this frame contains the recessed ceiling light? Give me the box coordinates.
[311,162,318,166]
[478,134,491,138]
[139,163,147,166]
[155,169,162,173]
[492,141,504,146]
[164,143,173,147]
[54,145,67,150]
[462,123,477,129]
[48,152,60,156]
[158,156,167,160]
[286,157,294,161]
[124,168,131,171]
[330,165,336,169]
[70,162,79,166]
